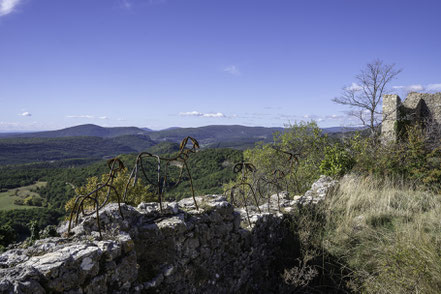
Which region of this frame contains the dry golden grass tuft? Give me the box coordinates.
[324,174,441,293]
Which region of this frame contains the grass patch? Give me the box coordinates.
[0,181,47,211]
[323,174,441,293]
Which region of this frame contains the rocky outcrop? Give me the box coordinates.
[0,176,337,294]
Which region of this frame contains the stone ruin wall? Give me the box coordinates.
[382,92,441,142]
[382,94,401,142]
[0,176,337,294]
[1,197,285,294]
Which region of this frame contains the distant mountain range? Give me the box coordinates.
[0,124,283,145]
[0,124,363,165]
[0,124,149,138]
[0,124,360,139]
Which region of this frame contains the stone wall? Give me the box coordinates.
[382,94,401,142]
[0,176,337,294]
[382,92,441,141]
[403,92,441,120]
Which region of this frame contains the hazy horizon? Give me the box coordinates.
[0,122,368,134]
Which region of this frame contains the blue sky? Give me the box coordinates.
[1,0,441,131]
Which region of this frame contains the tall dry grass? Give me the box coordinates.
[324,174,441,293]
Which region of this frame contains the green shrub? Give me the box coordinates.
[344,126,441,192]
[242,121,329,196]
[0,224,17,247]
[319,143,355,177]
[13,199,24,205]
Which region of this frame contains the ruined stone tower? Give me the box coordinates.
[381,92,441,142]
[382,94,401,142]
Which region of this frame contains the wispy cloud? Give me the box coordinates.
[346,82,363,91]
[117,0,133,10]
[223,65,241,76]
[66,115,109,120]
[0,0,21,17]
[300,113,357,123]
[393,83,441,93]
[179,111,226,118]
[0,121,57,132]
[393,84,424,92]
[426,83,441,91]
[18,111,31,117]
[326,114,346,120]
[117,0,166,10]
[0,121,18,127]
[303,114,324,122]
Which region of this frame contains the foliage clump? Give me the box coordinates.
[347,125,441,192]
[237,121,328,197]
[64,168,155,213]
[319,143,355,177]
[272,121,441,292]
[233,119,441,292]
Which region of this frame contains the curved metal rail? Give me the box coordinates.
[256,147,299,212]
[67,158,125,238]
[123,136,200,212]
[228,161,261,227]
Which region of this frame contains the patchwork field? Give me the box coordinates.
[0,181,47,211]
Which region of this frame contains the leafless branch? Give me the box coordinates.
[333,59,402,137]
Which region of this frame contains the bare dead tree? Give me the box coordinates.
[333,59,402,137]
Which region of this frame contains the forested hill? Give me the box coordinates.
[0,137,137,166]
[0,124,285,166]
[0,124,151,138]
[0,124,362,166]
[0,124,283,143]
[148,125,283,146]
[0,124,362,140]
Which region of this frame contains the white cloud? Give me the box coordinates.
[66,115,109,120]
[392,83,441,93]
[326,114,346,120]
[118,0,166,10]
[179,111,226,118]
[393,84,424,92]
[426,83,441,92]
[303,114,319,119]
[300,113,357,124]
[0,121,59,132]
[203,112,225,118]
[223,65,241,76]
[346,82,363,91]
[120,0,132,9]
[66,115,94,119]
[179,111,201,116]
[19,111,31,117]
[0,121,18,126]
[0,0,21,17]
